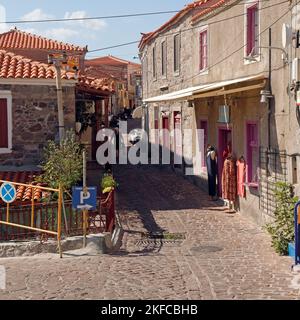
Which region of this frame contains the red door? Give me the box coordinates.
[162,117,169,147]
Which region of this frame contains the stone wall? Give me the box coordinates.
[0,84,75,166]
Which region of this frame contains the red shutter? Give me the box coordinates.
[200,30,208,70]
[246,8,253,55]
[247,5,258,55]
[0,98,8,148]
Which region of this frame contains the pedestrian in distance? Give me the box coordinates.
[206,145,218,201]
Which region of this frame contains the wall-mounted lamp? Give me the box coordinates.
[244,46,289,65]
[260,90,274,103]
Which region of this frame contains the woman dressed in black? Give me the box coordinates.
[206,145,218,201]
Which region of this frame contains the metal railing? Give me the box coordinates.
[0,185,116,254]
[0,180,63,257]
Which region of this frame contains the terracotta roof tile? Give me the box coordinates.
[77,74,115,93]
[0,171,47,205]
[0,28,87,53]
[86,55,141,67]
[0,49,77,80]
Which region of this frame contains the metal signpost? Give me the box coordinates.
[294,201,300,266]
[0,183,17,223]
[72,150,97,247]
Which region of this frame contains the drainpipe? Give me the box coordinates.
[268,27,272,151]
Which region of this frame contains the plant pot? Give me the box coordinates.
[288,243,295,258]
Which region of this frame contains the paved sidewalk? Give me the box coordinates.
[0,165,299,300]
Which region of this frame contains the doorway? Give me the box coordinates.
[173,112,182,167]
[218,127,232,195]
[162,116,170,147]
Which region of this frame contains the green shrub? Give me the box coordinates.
[265,182,299,255]
[37,130,83,194]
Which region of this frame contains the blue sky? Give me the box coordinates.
[0,0,190,61]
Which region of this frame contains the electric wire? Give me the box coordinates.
[88,0,289,53]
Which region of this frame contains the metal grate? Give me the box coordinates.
[259,147,287,217]
[135,232,186,247]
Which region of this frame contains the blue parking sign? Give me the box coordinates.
[72,186,97,211]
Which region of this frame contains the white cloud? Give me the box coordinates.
[0,5,10,34]
[64,11,107,31]
[21,8,54,21]
[12,8,105,43]
[43,28,79,42]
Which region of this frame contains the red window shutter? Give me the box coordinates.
[247,5,258,55]
[0,98,8,148]
[200,32,202,70]
[200,30,208,70]
[246,8,253,55]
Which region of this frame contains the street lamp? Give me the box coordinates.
[244,46,289,65]
[48,51,68,142]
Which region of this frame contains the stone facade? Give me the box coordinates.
[0,84,75,166]
[140,0,300,225]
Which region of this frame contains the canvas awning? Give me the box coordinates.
[143,74,266,103]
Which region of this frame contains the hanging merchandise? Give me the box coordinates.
[236,156,246,198]
[222,154,237,213]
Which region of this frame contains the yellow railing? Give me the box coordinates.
[0,180,63,258]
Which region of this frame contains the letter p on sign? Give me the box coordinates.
[80,191,90,204]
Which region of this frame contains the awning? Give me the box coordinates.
[132,106,143,119]
[143,74,266,103]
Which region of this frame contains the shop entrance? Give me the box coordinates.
[218,127,232,195]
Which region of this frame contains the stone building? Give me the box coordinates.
[0,49,114,167]
[85,55,142,113]
[0,27,118,167]
[139,0,300,225]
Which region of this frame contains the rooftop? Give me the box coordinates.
[0,28,87,53]
[0,49,77,80]
[139,0,232,50]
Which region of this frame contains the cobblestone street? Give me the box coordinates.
[0,165,299,300]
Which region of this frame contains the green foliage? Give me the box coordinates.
[101,174,118,192]
[265,182,299,255]
[37,130,83,193]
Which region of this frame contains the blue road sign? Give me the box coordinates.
[0,183,17,204]
[72,186,97,211]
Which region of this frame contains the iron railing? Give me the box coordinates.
[0,191,115,242]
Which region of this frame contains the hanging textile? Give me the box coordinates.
[222,157,237,202]
[236,158,246,198]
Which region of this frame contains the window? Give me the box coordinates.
[174,34,180,73]
[161,41,167,76]
[200,120,208,168]
[292,156,298,185]
[0,93,12,154]
[152,46,156,79]
[246,4,259,56]
[246,122,259,183]
[199,30,208,71]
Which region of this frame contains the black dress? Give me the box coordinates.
[206,150,217,197]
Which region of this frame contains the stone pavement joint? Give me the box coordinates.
[0,164,299,300]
